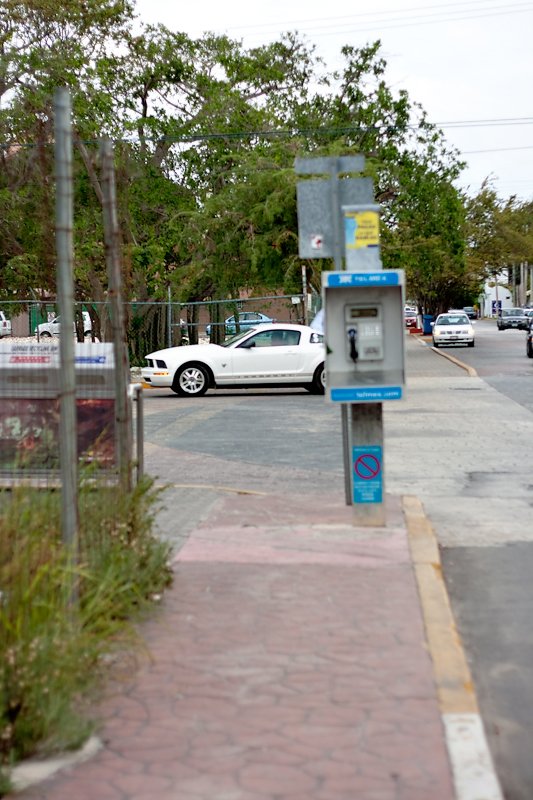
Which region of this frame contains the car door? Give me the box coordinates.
[229,329,302,383]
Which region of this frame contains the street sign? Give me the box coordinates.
[297,178,374,259]
[492,300,502,313]
[352,446,383,504]
[294,156,365,175]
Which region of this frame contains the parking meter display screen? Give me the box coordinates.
[348,307,379,319]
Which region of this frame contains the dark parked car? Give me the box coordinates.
[462,306,477,319]
[497,308,528,331]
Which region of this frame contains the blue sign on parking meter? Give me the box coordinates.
[352,446,383,504]
[492,300,502,314]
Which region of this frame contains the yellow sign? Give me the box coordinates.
[345,211,380,249]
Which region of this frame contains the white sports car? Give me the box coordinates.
[141,324,326,396]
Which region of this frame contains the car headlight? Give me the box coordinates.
[468,328,474,335]
[435,328,443,335]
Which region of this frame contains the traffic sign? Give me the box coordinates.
[352,446,382,504]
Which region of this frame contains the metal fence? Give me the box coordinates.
[0,292,320,365]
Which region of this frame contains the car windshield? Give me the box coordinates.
[436,315,469,325]
[219,328,257,347]
[502,309,524,316]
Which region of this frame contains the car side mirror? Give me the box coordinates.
[239,340,255,348]
[430,321,435,327]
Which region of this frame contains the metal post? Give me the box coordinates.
[168,286,172,348]
[341,404,352,505]
[129,383,144,483]
[100,138,133,491]
[54,88,79,564]
[329,157,342,271]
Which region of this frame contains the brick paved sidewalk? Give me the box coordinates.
[19,492,454,800]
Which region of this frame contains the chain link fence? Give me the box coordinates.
[1,293,321,365]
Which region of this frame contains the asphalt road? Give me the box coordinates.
[432,318,533,800]
[141,327,533,800]
[436,317,533,413]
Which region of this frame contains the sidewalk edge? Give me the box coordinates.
[429,347,478,377]
[402,495,503,800]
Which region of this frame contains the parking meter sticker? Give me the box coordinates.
[352,446,382,504]
[345,211,380,249]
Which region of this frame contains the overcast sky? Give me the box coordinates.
[134,0,533,201]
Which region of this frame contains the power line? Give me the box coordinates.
[193,0,531,35]
[235,3,533,41]
[463,144,533,153]
[2,118,533,149]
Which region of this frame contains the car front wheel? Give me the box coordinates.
[172,364,210,397]
[308,363,326,395]
[527,340,533,359]
[468,340,475,347]
[39,331,52,338]
[433,339,439,348]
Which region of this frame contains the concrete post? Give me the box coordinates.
[350,403,385,527]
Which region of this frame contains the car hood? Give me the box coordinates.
[145,344,226,360]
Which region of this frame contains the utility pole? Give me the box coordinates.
[100,138,132,491]
[54,88,79,566]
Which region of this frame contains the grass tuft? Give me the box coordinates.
[0,476,172,769]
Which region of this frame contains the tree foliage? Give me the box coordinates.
[1,2,530,318]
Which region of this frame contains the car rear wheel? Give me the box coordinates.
[172,364,210,397]
[308,363,326,395]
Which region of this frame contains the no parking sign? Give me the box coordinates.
[352,446,382,504]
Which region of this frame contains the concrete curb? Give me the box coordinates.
[10,736,103,792]
[402,495,503,800]
[430,346,478,377]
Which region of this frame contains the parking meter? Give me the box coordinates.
[322,271,406,403]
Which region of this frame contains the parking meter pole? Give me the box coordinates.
[341,404,352,505]
[350,403,385,527]
[54,88,79,572]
